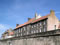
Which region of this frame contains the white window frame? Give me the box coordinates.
[44,27,46,32]
[37,24,38,26]
[40,28,41,32]
[34,24,36,27]
[36,30,38,33]
[44,21,46,25]
[19,28,20,33]
[34,30,36,33]
[40,22,41,26]
[32,25,33,28]
[24,27,25,31]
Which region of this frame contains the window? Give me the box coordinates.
[32,25,33,28]
[23,27,26,35]
[44,27,46,32]
[43,21,46,25]
[27,26,29,30]
[40,26,42,29]
[15,30,17,34]
[18,29,19,33]
[21,28,22,36]
[27,31,29,34]
[15,34,16,37]
[21,33,22,36]
[9,42,12,45]
[54,25,56,29]
[36,30,38,33]
[21,28,22,32]
[17,34,18,36]
[37,24,38,26]
[27,26,29,35]
[19,28,20,33]
[16,29,18,33]
[34,24,36,27]
[31,30,33,34]
[24,27,25,31]
[39,28,41,32]
[40,22,41,26]
[34,30,36,33]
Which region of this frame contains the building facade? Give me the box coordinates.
[1,28,14,39]
[14,10,59,37]
[0,10,60,45]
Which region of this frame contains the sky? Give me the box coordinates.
[0,0,60,37]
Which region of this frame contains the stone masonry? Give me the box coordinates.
[0,29,60,45]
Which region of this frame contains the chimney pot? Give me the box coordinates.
[28,18,31,21]
[16,24,19,27]
[35,13,38,19]
[50,10,55,15]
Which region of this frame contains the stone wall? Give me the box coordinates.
[0,29,60,45]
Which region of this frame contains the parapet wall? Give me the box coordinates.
[0,29,60,45]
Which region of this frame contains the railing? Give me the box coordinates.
[1,29,60,40]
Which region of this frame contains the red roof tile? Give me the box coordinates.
[15,15,49,29]
[16,18,35,29]
[32,15,49,23]
[9,32,14,35]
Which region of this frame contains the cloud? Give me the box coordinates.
[0,24,7,30]
[0,24,10,30]
[0,24,10,38]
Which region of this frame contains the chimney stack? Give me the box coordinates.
[35,13,41,19]
[28,18,31,21]
[35,13,38,19]
[16,24,19,27]
[50,10,55,16]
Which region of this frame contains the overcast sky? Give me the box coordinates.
[0,0,60,37]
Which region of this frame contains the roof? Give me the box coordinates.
[15,15,49,29]
[16,18,35,29]
[32,15,49,23]
[9,32,14,35]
